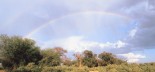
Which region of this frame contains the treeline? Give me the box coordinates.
[0,35,155,72]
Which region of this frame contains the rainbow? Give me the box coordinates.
[25,11,131,38]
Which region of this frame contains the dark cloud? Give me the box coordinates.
[127,21,155,49]
[125,1,155,50]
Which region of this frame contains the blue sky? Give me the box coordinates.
[0,0,155,63]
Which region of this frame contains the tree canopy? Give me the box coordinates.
[0,35,42,71]
[82,50,98,67]
[0,34,137,72]
[98,52,126,66]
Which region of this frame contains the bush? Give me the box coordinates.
[12,63,41,72]
[42,66,65,72]
[12,66,31,72]
[7,62,155,72]
[42,66,89,72]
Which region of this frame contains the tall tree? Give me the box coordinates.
[0,35,42,70]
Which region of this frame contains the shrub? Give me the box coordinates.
[42,66,89,72]
[12,63,41,72]
[42,66,65,72]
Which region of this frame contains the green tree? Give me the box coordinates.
[82,50,98,67]
[53,47,68,65]
[98,52,125,66]
[0,35,42,71]
[40,47,67,66]
[40,49,60,66]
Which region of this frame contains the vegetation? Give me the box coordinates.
[82,50,98,67]
[98,52,126,66]
[0,35,42,71]
[12,63,155,72]
[0,35,155,72]
[40,47,66,67]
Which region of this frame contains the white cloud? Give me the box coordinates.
[129,28,137,37]
[119,53,146,63]
[116,40,126,48]
[41,36,127,53]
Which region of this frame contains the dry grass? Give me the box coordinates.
[89,71,99,72]
[0,70,4,72]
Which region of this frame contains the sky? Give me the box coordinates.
[0,0,155,63]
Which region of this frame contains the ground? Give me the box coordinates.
[0,70,4,72]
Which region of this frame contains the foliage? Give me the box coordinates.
[53,47,67,56]
[1,35,155,72]
[11,63,155,72]
[42,66,89,72]
[73,53,83,67]
[62,58,73,66]
[0,35,42,71]
[98,52,125,66]
[12,63,41,72]
[82,50,98,67]
[40,49,61,66]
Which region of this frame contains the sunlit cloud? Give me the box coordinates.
[119,53,146,63]
[41,36,127,53]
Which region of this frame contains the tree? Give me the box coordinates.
[0,35,42,71]
[74,53,83,67]
[98,52,125,66]
[53,47,67,56]
[82,50,98,67]
[62,57,72,66]
[53,47,67,64]
[40,47,67,66]
[40,49,61,66]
